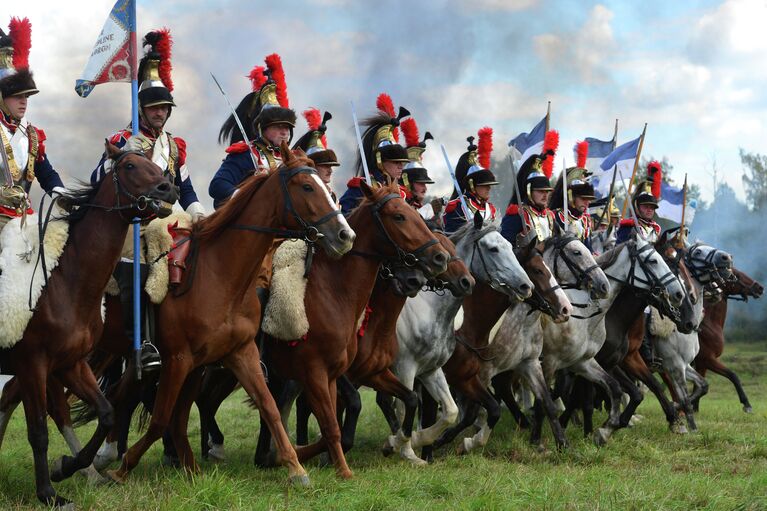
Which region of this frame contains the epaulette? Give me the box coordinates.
[346,176,366,188]
[444,198,461,214]
[108,130,130,146]
[619,219,635,227]
[506,204,519,216]
[225,141,250,154]
[173,137,187,166]
[35,128,47,160]
[489,203,497,217]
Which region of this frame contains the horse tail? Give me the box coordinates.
[70,355,124,427]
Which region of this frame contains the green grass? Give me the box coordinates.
[1,343,766,510]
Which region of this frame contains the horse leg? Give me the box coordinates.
[581,380,595,437]
[491,371,530,429]
[667,365,697,432]
[571,359,622,446]
[621,352,683,432]
[295,390,312,446]
[686,366,709,412]
[612,367,645,429]
[417,387,438,462]
[333,375,361,455]
[704,358,751,413]
[295,374,353,479]
[49,361,114,484]
[520,361,567,450]
[197,368,238,461]
[375,391,400,435]
[367,370,424,466]
[168,367,204,472]
[0,376,21,450]
[457,383,501,455]
[253,373,286,469]
[411,370,459,449]
[108,357,192,483]
[221,343,307,485]
[558,376,582,430]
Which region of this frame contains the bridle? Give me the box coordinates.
[349,192,440,276]
[684,242,735,285]
[546,234,600,291]
[459,224,515,294]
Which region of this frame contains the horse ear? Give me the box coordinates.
[360,179,375,200]
[473,210,483,230]
[280,141,292,164]
[553,220,562,237]
[105,140,122,160]
[657,229,670,248]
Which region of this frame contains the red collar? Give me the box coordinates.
[0,112,20,133]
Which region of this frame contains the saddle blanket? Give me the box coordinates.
[262,240,310,341]
[0,212,69,348]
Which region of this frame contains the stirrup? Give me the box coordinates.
[140,342,162,371]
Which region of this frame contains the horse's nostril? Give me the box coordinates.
[156,181,171,192]
[460,277,472,290]
[561,306,570,316]
[406,277,421,289]
[433,252,447,265]
[520,283,531,293]
[338,229,352,242]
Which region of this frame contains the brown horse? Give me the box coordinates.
[693,267,763,412]
[247,180,449,478]
[103,147,354,486]
[0,144,176,508]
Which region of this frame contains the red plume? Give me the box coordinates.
[264,53,289,107]
[153,28,173,91]
[541,130,559,178]
[9,17,32,69]
[400,118,420,148]
[477,126,493,170]
[647,161,662,199]
[575,140,589,168]
[303,108,322,131]
[248,65,267,91]
[376,93,398,142]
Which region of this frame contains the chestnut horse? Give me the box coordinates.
[0,144,176,508]
[101,147,354,486]
[693,266,763,412]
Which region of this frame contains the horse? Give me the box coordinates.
[450,232,608,453]
[0,143,176,508]
[694,267,763,412]
[379,217,533,459]
[98,145,355,486]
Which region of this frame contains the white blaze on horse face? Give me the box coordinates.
[642,247,685,305]
[310,173,351,231]
[478,231,532,300]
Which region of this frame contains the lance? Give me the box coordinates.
[210,73,260,171]
[350,100,373,185]
[441,144,472,222]
[599,164,618,236]
[617,169,645,240]
[621,123,647,218]
[678,173,688,248]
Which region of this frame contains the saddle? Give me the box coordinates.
[167,221,191,286]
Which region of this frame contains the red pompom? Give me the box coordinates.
[248,65,267,91]
[376,93,399,142]
[152,28,173,92]
[9,17,32,69]
[400,118,420,148]
[477,126,493,170]
[303,108,322,131]
[264,53,289,107]
[542,130,559,178]
[575,140,589,169]
[647,161,662,199]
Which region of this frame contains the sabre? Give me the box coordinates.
[210,73,260,171]
[561,162,569,232]
[508,155,526,224]
[441,144,471,222]
[350,100,373,185]
[617,169,645,240]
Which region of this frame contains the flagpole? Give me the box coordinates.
[545,101,551,133]
[612,118,619,148]
[130,0,139,137]
[129,0,142,380]
[620,123,647,218]
[678,173,688,248]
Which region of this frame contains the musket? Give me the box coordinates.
[210,73,260,171]
[617,169,645,240]
[350,100,372,185]
[441,144,471,223]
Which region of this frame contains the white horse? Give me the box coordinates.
[385,219,533,462]
[654,242,732,432]
[539,237,686,445]
[456,233,610,453]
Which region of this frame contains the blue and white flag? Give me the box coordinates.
[583,137,616,174]
[591,135,642,197]
[508,116,547,164]
[657,181,696,225]
[75,0,135,98]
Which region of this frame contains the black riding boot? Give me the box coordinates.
[640,314,663,370]
[113,261,157,371]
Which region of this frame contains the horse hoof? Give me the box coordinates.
[670,422,688,435]
[456,438,472,455]
[207,443,226,462]
[337,469,354,480]
[317,452,331,468]
[105,469,127,485]
[289,473,312,488]
[50,456,73,483]
[93,454,113,471]
[592,428,609,446]
[744,406,753,414]
[162,454,181,468]
[80,466,110,486]
[381,436,395,457]
[48,496,74,511]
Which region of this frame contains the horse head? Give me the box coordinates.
[545,231,611,300]
[352,177,449,279]
[723,266,764,301]
[450,217,533,302]
[428,228,475,297]
[275,142,355,258]
[515,233,573,323]
[683,241,734,286]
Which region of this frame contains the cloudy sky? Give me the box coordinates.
[9,0,765,210]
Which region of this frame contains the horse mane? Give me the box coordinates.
[596,240,630,269]
[193,152,316,243]
[347,179,403,220]
[449,219,499,245]
[55,179,102,225]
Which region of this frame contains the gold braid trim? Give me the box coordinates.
[0,126,21,182]
[26,126,38,182]
[166,133,178,179]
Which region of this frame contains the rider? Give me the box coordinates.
[616,161,662,244]
[91,30,205,370]
[0,17,66,232]
[500,138,558,245]
[549,142,595,251]
[338,93,410,215]
[292,108,340,203]
[443,127,498,234]
[400,117,441,221]
[209,54,296,208]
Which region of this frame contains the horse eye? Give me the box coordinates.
[394,214,405,222]
[126,163,135,170]
[490,246,500,253]
[302,184,314,192]
[695,249,701,255]
[573,250,582,256]
[536,269,544,275]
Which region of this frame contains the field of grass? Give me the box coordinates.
[1,342,766,510]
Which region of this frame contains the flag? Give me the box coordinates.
[508,115,546,164]
[591,135,642,197]
[582,137,616,174]
[657,181,696,225]
[75,0,135,98]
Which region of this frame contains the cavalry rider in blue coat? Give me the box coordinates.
[549,164,595,251]
[501,150,556,246]
[91,30,206,370]
[209,54,296,209]
[443,127,498,234]
[339,93,411,215]
[616,161,662,244]
[0,17,66,232]
[292,108,341,204]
